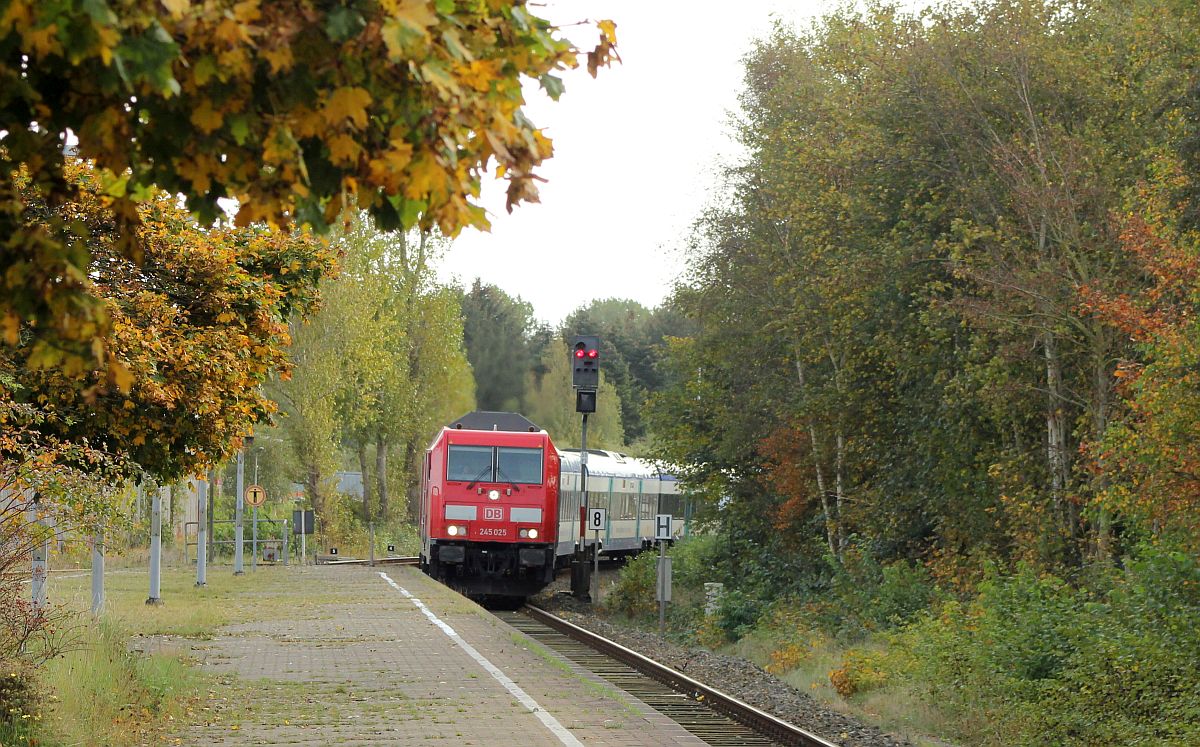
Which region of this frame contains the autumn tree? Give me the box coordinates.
[6,159,332,482]
[1,1,617,371]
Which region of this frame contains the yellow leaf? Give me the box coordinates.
[110,360,135,394]
[598,19,617,45]
[322,87,372,129]
[395,0,438,34]
[191,101,223,134]
[367,141,414,192]
[327,133,362,166]
[161,0,190,19]
[2,311,17,345]
[404,152,447,200]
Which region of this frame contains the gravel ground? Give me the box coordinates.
[530,568,913,747]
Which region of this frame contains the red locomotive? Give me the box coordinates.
[418,411,560,601]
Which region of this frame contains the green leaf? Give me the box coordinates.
[326,6,366,42]
[539,74,564,101]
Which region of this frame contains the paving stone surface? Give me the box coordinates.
[168,564,704,746]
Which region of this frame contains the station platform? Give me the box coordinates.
[174,565,705,746]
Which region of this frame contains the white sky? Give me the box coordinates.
[437,1,834,325]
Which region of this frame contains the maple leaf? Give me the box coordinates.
[327,134,362,166]
[190,101,223,134]
[322,87,372,129]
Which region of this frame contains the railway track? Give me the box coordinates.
[496,604,840,747]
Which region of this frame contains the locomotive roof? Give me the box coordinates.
[447,410,542,433]
[557,449,677,480]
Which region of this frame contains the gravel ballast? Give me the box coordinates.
[532,581,914,747]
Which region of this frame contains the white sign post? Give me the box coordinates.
[588,508,606,602]
[655,514,673,633]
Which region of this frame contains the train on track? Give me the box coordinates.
[418,410,691,601]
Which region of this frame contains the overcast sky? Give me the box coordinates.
[436,1,831,325]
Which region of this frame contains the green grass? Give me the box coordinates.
[724,626,951,747]
[12,565,304,746]
[37,619,201,747]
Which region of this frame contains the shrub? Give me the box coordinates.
[0,666,41,745]
[904,546,1200,745]
[828,648,891,697]
[604,551,658,619]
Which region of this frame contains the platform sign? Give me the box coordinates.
[387,544,396,553]
[292,509,314,535]
[245,484,267,507]
[587,507,606,531]
[655,514,673,541]
[329,547,338,556]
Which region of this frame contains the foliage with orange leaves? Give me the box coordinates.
[1,0,618,372]
[3,160,335,481]
[1080,197,1200,546]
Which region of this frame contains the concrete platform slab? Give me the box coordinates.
[170,565,705,746]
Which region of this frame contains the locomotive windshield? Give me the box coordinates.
[447,446,493,482]
[446,445,543,485]
[497,447,543,485]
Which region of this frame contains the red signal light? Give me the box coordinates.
[587,349,598,359]
[575,349,585,359]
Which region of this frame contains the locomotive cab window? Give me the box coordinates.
[447,446,493,482]
[497,447,543,485]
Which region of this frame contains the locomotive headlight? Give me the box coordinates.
[527,528,538,539]
[519,528,529,538]
[488,489,500,500]
[447,525,459,536]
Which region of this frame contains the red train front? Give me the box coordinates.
[418,411,560,601]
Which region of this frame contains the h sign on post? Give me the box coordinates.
[588,508,606,532]
[655,514,673,541]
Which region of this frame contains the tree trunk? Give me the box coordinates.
[306,466,323,518]
[796,357,838,560]
[405,440,421,524]
[376,438,388,519]
[1089,327,1115,561]
[1044,330,1076,552]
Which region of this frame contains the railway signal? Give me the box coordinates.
[569,334,600,601]
[570,335,600,391]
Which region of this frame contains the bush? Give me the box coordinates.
[903,546,1200,745]
[604,551,658,619]
[0,666,41,745]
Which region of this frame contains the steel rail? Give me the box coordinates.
[524,604,840,747]
[317,556,419,566]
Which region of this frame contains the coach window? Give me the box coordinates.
[497,447,543,485]
[447,445,493,482]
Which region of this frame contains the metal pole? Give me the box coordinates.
[147,486,164,604]
[30,505,48,611]
[580,412,589,546]
[282,519,289,566]
[91,529,104,616]
[659,539,667,634]
[573,413,592,600]
[369,521,376,567]
[195,478,208,587]
[300,529,306,567]
[207,469,216,563]
[592,527,601,602]
[251,505,258,572]
[234,448,245,574]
